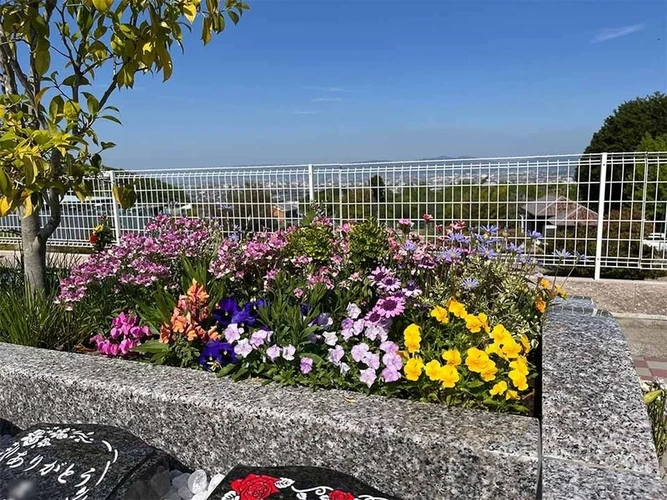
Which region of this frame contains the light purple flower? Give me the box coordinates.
[351,343,370,363]
[224,324,242,343]
[402,281,422,298]
[300,357,313,374]
[234,339,253,358]
[341,318,365,340]
[380,341,399,353]
[315,313,333,328]
[461,278,479,291]
[382,352,403,370]
[266,344,281,361]
[369,266,393,285]
[359,368,377,388]
[250,329,270,348]
[378,275,402,292]
[364,309,383,325]
[382,366,401,383]
[339,362,350,375]
[328,345,345,366]
[282,345,296,361]
[363,352,381,370]
[346,303,362,320]
[293,288,304,298]
[323,332,338,346]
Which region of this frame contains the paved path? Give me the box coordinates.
[619,317,667,383]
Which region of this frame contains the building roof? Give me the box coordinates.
[523,195,598,226]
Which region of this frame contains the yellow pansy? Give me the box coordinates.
[490,324,511,344]
[441,349,462,367]
[501,338,522,359]
[480,360,498,382]
[447,298,467,318]
[490,381,507,397]
[464,314,484,333]
[510,357,529,376]
[424,360,443,381]
[534,295,546,314]
[430,306,449,324]
[478,312,490,333]
[465,347,489,373]
[520,333,531,353]
[508,369,528,391]
[485,342,504,358]
[404,358,424,381]
[403,324,421,353]
[505,390,519,400]
[440,365,460,388]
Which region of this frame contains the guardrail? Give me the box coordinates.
[1,152,666,279]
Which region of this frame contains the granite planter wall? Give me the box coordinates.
[0,342,540,500]
[0,298,663,499]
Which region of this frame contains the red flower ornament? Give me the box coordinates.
[89,233,98,244]
[230,474,280,500]
[329,491,356,500]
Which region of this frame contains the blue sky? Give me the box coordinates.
[97,0,667,169]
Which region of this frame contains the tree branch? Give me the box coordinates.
[38,149,63,240]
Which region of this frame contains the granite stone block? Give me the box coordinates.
[542,458,667,500]
[542,308,659,476]
[0,342,540,500]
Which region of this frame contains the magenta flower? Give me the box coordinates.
[374,296,405,318]
[422,213,433,223]
[397,218,413,234]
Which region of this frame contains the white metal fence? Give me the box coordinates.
[1,152,666,279]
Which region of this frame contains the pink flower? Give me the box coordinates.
[359,368,377,388]
[422,213,433,223]
[382,366,401,383]
[300,357,313,374]
[351,343,370,363]
[374,296,405,318]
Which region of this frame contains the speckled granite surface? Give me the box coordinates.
[0,342,540,500]
[542,308,659,476]
[542,458,667,500]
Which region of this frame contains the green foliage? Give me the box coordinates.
[228,183,276,231]
[578,92,667,205]
[348,217,390,268]
[642,381,667,460]
[286,223,334,264]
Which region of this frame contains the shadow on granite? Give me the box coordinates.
[541,303,662,498]
[0,342,540,499]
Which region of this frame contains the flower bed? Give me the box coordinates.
[57,212,576,414]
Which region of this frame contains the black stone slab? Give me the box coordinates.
[0,423,170,500]
[212,465,403,500]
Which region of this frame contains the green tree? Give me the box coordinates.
[625,133,667,229]
[578,92,667,206]
[0,0,249,295]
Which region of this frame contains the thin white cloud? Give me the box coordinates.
[303,86,353,93]
[293,110,318,115]
[312,97,343,102]
[591,23,646,43]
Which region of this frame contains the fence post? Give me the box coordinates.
[338,166,343,227]
[594,153,608,281]
[307,164,315,204]
[107,170,122,244]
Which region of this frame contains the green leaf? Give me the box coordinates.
[100,114,122,125]
[202,16,212,44]
[0,170,9,194]
[83,92,99,115]
[228,10,240,24]
[34,40,51,77]
[100,141,116,151]
[132,339,169,354]
[49,95,64,119]
[644,390,662,405]
[216,363,237,377]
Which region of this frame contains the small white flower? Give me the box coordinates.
[323,332,338,346]
[346,303,362,320]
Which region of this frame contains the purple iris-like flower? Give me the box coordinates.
[213,298,241,327]
[359,368,377,388]
[375,296,405,318]
[300,357,313,374]
[199,340,237,371]
[242,299,267,327]
[480,224,499,235]
[461,278,479,291]
[479,247,497,260]
[528,230,543,240]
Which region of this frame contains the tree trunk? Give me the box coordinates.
[20,209,47,296]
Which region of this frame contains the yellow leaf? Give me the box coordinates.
[0,197,11,217]
[23,196,34,217]
[92,0,113,12]
[183,2,197,24]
